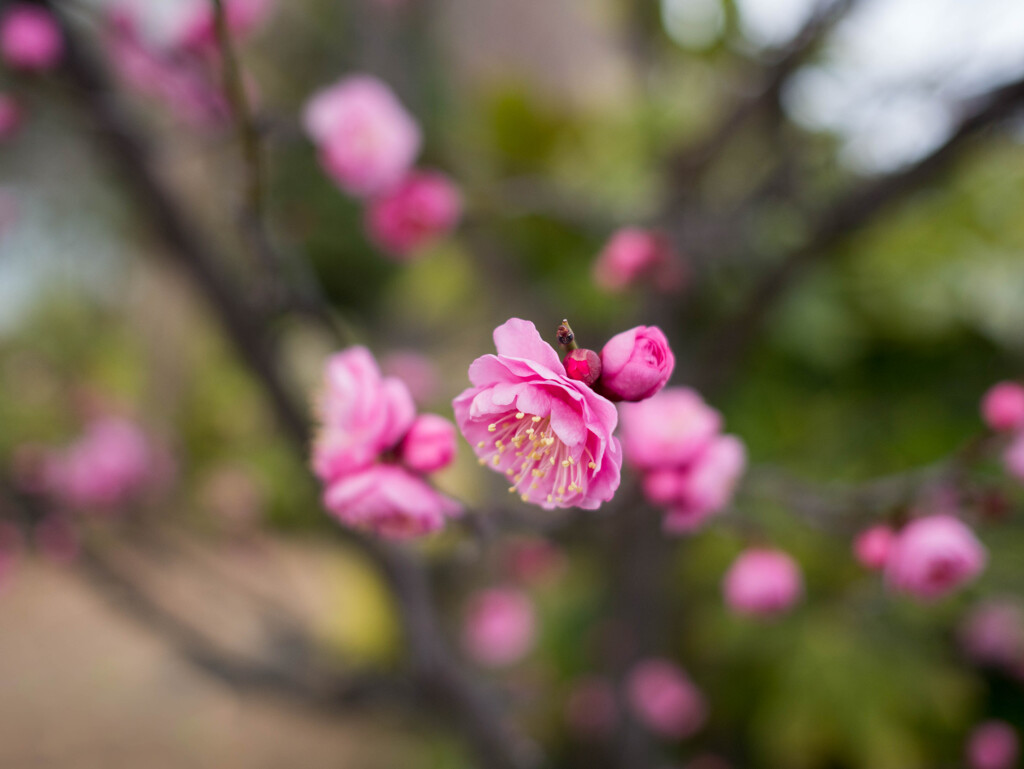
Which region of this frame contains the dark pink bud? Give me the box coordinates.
[598,325,674,402]
[563,348,602,386]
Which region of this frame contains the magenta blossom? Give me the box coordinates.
[853,524,895,570]
[598,326,674,403]
[461,587,537,667]
[303,75,421,197]
[967,721,1019,769]
[0,93,23,142]
[312,346,459,538]
[592,228,686,293]
[626,659,707,739]
[885,514,986,600]
[453,318,622,510]
[723,548,803,617]
[366,170,462,257]
[981,382,1024,432]
[0,4,63,72]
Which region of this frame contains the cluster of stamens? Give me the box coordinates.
[474,410,597,505]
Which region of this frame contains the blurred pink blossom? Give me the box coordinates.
[0,4,63,72]
[175,0,274,53]
[885,515,986,600]
[365,170,462,257]
[626,659,707,739]
[853,524,895,570]
[565,676,618,736]
[399,414,458,474]
[592,228,686,293]
[723,548,803,617]
[960,600,1024,668]
[382,351,441,405]
[967,721,1019,769]
[981,382,1024,432]
[303,75,421,197]
[502,537,567,585]
[461,587,537,667]
[0,93,23,141]
[452,318,622,510]
[598,326,674,403]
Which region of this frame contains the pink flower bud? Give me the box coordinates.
[853,525,895,570]
[563,348,602,386]
[592,228,686,293]
[598,326,675,403]
[967,721,1019,769]
[0,4,63,72]
[723,548,803,617]
[399,413,457,474]
[365,170,461,257]
[565,676,618,736]
[885,514,986,600]
[1003,432,1024,482]
[0,93,23,141]
[303,75,421,197]
[461,587,536,667]
[981,382,1024,432]
[626,659,707,739]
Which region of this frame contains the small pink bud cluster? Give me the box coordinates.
[621,388,746,534]
[312,346,460,538]
[852,514,986,600]
[0,4,63,72]
[626,658,707,739]
[103,0,272,128]
[967,721,1020,769]
[303,76,461,258]
[592,228,686,294]
[461,587,537,667]
[981,382,1024,482]
[723,548,803,617]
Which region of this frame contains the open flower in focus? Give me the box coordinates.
[365,170,462,257]
[303,75,421,197]
[626,659,707,739]
[885,514,986,600]
[621,388,745,533]
[453,318,622,510]
[723,548,803,617]
[1,4,63,72]
[312,346,459,538]
[461,587,536,667]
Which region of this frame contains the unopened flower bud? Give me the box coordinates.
[563,348,602,386]
[556,319,576,349]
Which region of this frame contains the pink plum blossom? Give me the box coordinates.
[885,515,986,600]
[44,417,159,511]
[365,170,462,256]
[967,721,1020,769]
[312,346,459,538]
[303,75,421,197]
[452,318,622,510]
[399,414,457,474]
[461,587,537,667]
[853,524,895,570]
[382,351,440,405]
[981,382,1024,432]
[592,228,686,293]
[723,548,803,617]
[1003,432,1024,482]
[598,326,674,403]
[960,600,1024,668]
[626,659,707,739]
[0,4,63,72]
[0,93,23,141]
[663,435,746,533]
[565,676,618,736]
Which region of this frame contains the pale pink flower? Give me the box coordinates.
[967,721,1019,769]
[0,4,63,72]
[626,659,707,739]
[312,346,416,483]
[303,76,421,197]
[853,524,895,570]
[598,326,675,403]
[0,521,23,589]
[723,548,803,617]
[0,93,22,141]
[323,463,459,538]
[399,414,457,474]
[382,351,440,405]
[452,318,622,510]
[960,600,1024,668]
[885,515,986,600]
[461,587,537,667]
[565,676,618,736]
[592,228,686,293]
[1003,432,1024,481]
[662,435,746,533]
[365,170,461,257]
[45,417,157,511]
[981,382,1024,432]
[34,514,79,565]
[620,388,722,471]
